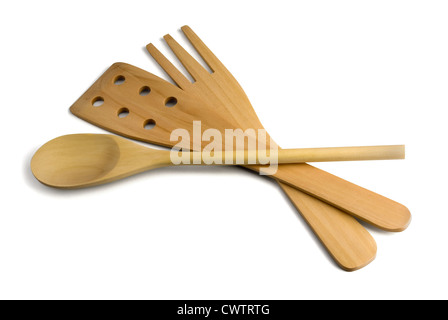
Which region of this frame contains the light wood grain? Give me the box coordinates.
[70,61,410,230]
[68,26,407,270]
[30,134,404,189]
[70,76,377,271]
[280,183,377,271]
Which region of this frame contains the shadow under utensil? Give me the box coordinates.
[358,218,399,236]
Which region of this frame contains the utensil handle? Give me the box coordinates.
[277,183,377,271]
[184,145,405,164]
[247,162,411,232]
[276,145,404,163]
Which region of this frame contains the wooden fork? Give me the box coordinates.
[145,26,388,270]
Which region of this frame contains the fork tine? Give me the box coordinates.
[181,25,249,99]
[146,43,191,90]
[181,25,225,73]
[163,34,211,82]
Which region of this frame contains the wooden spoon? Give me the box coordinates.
[30,134,403,189]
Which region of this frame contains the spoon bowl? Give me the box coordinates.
[31,134,169,189]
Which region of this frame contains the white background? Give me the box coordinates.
[1,0,447,299]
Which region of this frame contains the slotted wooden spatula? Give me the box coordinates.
[70,26,407,269]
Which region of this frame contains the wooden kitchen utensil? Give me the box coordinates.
[153,27,409,231]
[70,62,376,272]
[70,59,410,231]
[31,133,404,189]
[68,26,406,270]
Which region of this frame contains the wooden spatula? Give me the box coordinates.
[68,26,407,270]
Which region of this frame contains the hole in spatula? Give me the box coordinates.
[139,86,151,96]
[117,108,129,118]
[144,119,156,130]
[114,75,125,85]
[165,97,177,108]
[92,96,104,107]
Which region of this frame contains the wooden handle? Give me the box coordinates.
[277,145,404,163]
[181,145,405,165]
[248,162,411,232]
[278,183,377,271]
